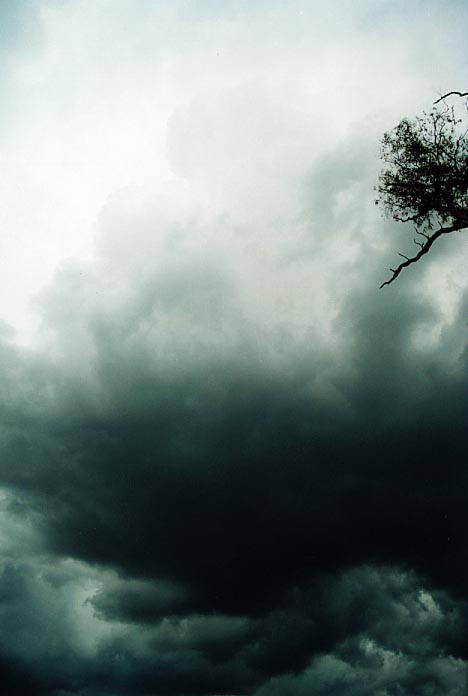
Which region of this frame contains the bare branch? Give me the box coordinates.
[380,222,466,288]
[415,230,430,240]
[395,213,422,223]
[434,91,468,105]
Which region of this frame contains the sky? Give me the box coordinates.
[0,1,468,695]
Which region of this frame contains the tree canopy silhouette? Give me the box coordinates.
[376,92,468,288]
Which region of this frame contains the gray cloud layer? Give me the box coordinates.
[0,1,467,695]
[0,143,467,692]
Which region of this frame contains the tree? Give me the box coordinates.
[376,92,468,288]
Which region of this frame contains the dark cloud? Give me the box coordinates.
[0,556,464,695]
[90,576,189,623]
[0,59,467,695]
[3,269,466,614]
[0,236,466,693]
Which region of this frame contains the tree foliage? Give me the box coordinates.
[376,94,468,287]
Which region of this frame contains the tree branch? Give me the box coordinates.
[434,91,468,105]
[380,222,466,288]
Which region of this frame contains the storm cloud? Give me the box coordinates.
[0,1,467,695]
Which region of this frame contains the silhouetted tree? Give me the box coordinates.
[376,92,468,287]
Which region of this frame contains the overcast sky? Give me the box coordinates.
[0,1,468,695]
